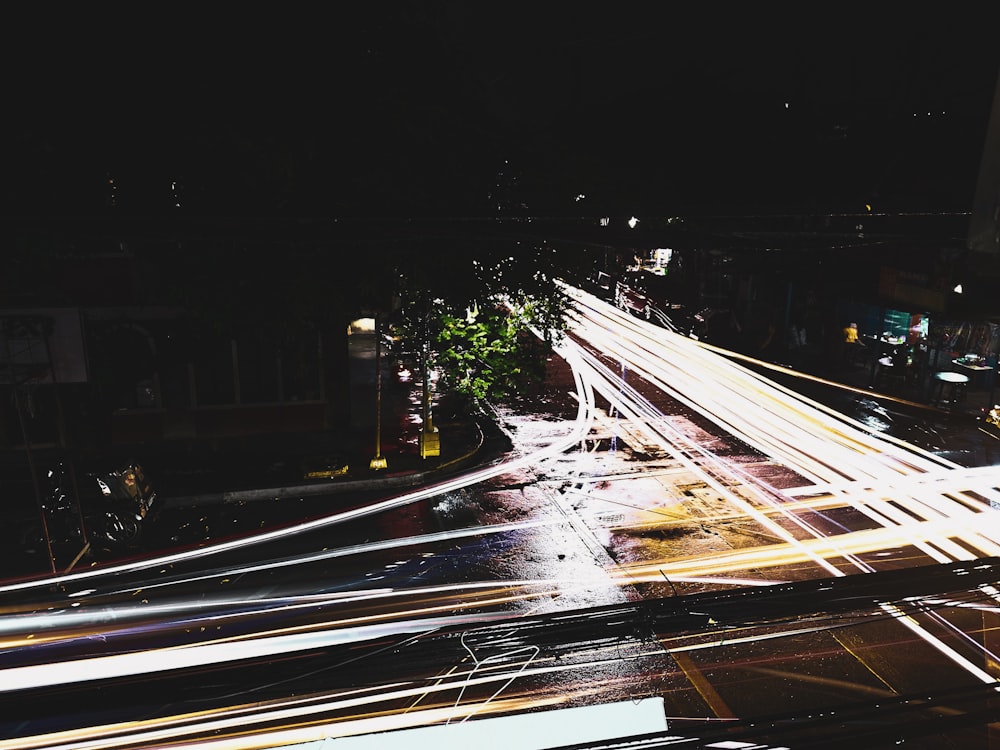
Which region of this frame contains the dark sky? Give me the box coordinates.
[5,4,1000,219]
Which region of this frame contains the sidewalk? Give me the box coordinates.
[79,344,1000,511]
[152,331,488,508]
[4,333,994,520]
[155,413,486,509]
[0,332,489,522]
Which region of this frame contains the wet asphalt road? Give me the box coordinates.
[3,315,1000,747]
[767,367,1000,470]
[5,338,998,580]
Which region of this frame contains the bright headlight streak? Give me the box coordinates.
[589,328,916,485]
[7,285,997,737]
[587,288,957,465]
[569,289,992,529]
[567,291,1000,675]
[3,578,605,679]
[0,357,597,685]
[11,618,851,750]
[567,285,960,474]
[0,578,571,649]
[785,463,1000,502]
[0,611,972,750]
[813,479,1000,561]
[31,614,871,750]
[565,288,1000,686]
[578,327,877,485]
[593,318,991,685]
[0,467,564,596]
[660,575,788,586]
[885,603,1000,685]
[6,630,700,750]
[0,605,531,693]
[95,516,569,600]
[614,516,1000,581]
[152,697,568,750]
[567,344,847,576]
[917,597,1000,664]
[4,683,575,750]
[0,594,360,639]
[913,594,1000,613]
[783,483,1000,552]
[785,481,990,565]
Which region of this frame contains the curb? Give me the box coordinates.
[162,420,485,509]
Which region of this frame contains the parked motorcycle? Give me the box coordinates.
[22,461,157,556]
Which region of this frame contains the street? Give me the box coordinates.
[1,286,999,748]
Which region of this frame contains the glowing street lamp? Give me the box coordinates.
[369,314,387,471]
[419,306,440,458]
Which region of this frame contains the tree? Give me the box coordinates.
[392,237,571,412]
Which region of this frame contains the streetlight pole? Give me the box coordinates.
[419,307,440,458]
[369,314,387,471]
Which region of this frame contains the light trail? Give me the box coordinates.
[80,516,571,600]
[0,341,598,599]
[559,338,850,577]
[564,286,1000,557]
[560,285,1000,688]
[3,284,1000,747]
[0,615,884,750]
[0,606,528,693]
[1,603,961,750]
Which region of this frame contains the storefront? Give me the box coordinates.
[836,300,928,355]
[926,318,1000,391]
[927,319,1000,364]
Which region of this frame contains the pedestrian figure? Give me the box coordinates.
[842,322,865,366]
[787,321,806,351]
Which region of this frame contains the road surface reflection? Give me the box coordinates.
[1,285,999,748]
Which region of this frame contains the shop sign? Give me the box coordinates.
[879,267,945,313]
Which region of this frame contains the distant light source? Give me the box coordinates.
[628,216,639,229]
[953,284,963,294]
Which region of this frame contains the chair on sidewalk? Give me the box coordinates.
[874,356,906,392]
[930,371,969,406]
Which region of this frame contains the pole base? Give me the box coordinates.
[420,428,441,458]
[369,455,388,470]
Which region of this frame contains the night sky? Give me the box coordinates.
[5,4,1000,219]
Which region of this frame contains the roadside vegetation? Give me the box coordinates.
[392,241,573,413]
